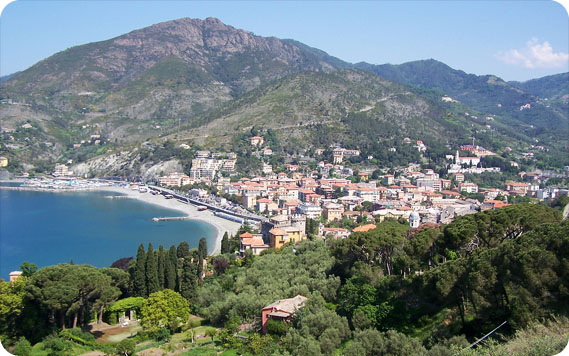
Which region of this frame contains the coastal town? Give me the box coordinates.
[8,131,566,257]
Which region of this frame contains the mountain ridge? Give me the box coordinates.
[0,17,567,174]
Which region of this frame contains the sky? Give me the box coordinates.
[0,0,568,81]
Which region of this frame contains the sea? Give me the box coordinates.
[0,188,217,280]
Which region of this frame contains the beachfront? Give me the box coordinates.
[97,186,241,254]
[0,179,242,255]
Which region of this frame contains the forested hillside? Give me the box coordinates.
[2,203,567,355]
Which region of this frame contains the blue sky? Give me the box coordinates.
[1,0,568,81]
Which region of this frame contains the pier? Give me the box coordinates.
[151,217,189,222]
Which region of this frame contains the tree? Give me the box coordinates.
[133,244,147,297]
[198,237,208,259]
[140,289,190,333]
[205,328,217,343]
[177,241,190,258]
[157,245,165,289]
[221,232,230,254]
[20,262,37,277]
[180,258,198,302]
[198,237,208,279]
[145,243,160,295]
[166,245,178,290]
[115,339,136,356]
[0,277,27,341]
[12,337,32,356]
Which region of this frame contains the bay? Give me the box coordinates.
[0,189,216,280]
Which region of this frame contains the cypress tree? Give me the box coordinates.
[221,232,229,254]
[198,237,207,280]
[167,245,179,291]
[180,257,198,302]
[198,237,208,259]
[133,244,147,297]
[157,245,165,289]
[145,243,160,294]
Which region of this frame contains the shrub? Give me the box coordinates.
[153,328,171,342]
[12,337,32,356]
[115,339,136,356]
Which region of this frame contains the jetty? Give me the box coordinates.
[151,217,189,222]
[105,195,135,199]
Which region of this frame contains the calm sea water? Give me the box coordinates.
[0,189,216,280]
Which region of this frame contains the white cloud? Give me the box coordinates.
[496,38,569,69]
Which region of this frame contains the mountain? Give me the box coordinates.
[509,72,569,101]
[0,17,347,144]
[354,59,569,141]
[171,69,523,163]
[0,17,567,175]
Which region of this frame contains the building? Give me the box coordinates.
[9,271,23,282]
[409,211,420,228]
[239,232,269,256]
[323,203,344,222]
[383,174,394,185]
[0,156,7,167]
[262,295,307,334]
[159,172,191,187]
[269,226,302,249]
[262,163,273,174]
[53,164,73,177]
[262,214,306,246]
[459,182,479,194]
[319,226,350,239]
[296,202,322,220]
[250,136,264,146]
[504,181,530,196]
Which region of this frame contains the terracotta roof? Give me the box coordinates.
[239,232,254,238]
[353,224,376,232]
[269,228,286,235]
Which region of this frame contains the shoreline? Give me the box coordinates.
[96,186,240,255]
[1,183,240,255]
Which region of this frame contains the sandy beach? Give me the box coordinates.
[96,186,241,255]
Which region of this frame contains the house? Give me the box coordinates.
[250,136,264,146]
[262,295,307,334]
[9,271,23,282]
[0,156,7,167]
[319,226,350,239]
[269,226,302,249]
[504,181,530,196]
[358,172,369,182]
[383,174,394,185]
[239,232,269,256]
[481,200,510,211]
[323,203,344,222]
[459,182,479,194]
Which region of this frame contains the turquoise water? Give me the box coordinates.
[0,189,217,280]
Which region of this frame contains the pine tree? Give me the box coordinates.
[221,232,229,254]
[167,245,179,291]
[157,245,165,289]
[133,244,147,297]
[180,257,198,302]
[177,241,190,258]
[145,243,160,294]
